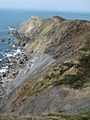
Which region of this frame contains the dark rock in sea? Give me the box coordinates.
[7,32,11,34]
[0,81,3,85]
[8,38,11,41]
[21,42,26,47]
[2,73,6,78]
[1,38,7,43]
[19,59,24,65]
[7,41,11,45]
[12,71,19,78]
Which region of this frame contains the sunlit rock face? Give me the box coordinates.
[19,16,43,34]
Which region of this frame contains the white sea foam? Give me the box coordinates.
[4,49,21,58]
[16,49,21,53]
[0,68,7,73]
[5,53,13,57]
[2,66,8,69]
[13,49,21,56]
[0,59,2,62]
[12,45,15,48]
[8,26,14,31]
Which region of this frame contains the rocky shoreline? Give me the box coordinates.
[0,28,33,106]
[0,47,31,85]
[0,16,90,117]
[0,25,55,110]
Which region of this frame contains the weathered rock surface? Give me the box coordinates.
[0,16,90,118]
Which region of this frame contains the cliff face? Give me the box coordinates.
[1,16,90,118]
[14,16,90,61]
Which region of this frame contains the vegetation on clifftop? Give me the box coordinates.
[2,16,90,117]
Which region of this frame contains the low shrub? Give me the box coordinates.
[53,74,83,89]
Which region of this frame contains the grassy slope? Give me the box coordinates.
[0,111,90,120]
[1,17,90,119]
[6,49,90,115]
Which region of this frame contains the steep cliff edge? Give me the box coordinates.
[14,16,90,61]
[1,16,90,119]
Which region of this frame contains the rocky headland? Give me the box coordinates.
[0,16,90,120]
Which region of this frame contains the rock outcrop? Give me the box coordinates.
[14,16,90,61]
[0,16,90,119]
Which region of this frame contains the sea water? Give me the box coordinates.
[0,9,90,71]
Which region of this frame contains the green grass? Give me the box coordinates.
[41,21,54,34]
[83,78,90,88]
[41,111,90,120]
[45,54,90,89]
[53,74,83,89]
[80,42,90,52]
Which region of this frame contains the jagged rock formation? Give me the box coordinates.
[14,16,90,61]
[0,16,90,119]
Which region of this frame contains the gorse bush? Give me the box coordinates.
[80,55,90,68]
[53,74,83,89]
